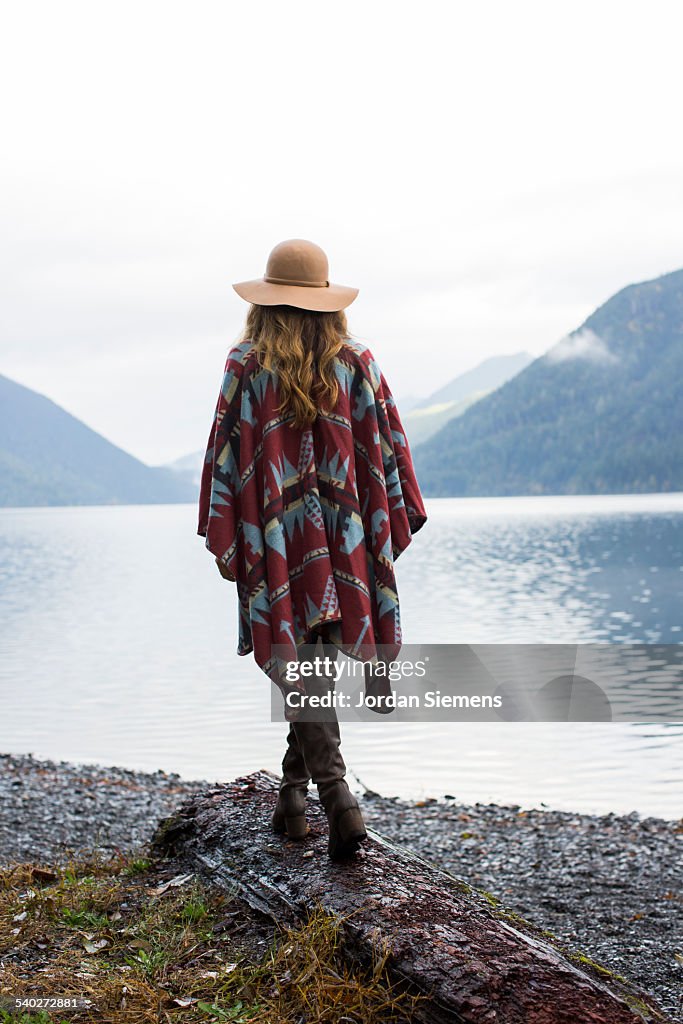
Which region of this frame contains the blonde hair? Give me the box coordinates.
[239,304,350,429]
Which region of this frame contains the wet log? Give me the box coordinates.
[152,770,670,1024]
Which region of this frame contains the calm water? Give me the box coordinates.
[0,495,681,818]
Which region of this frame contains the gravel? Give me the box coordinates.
[361,790,683,1021]
[1,752,681,1020]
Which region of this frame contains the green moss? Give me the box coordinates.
[572,952,614,977]
[474,888,534,930]
[477,889,501,908]
[568,951,631,987]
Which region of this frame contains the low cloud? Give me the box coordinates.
[545,328,619,365]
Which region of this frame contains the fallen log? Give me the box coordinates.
[152,771,671,1024]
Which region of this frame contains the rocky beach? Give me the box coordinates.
[0,752,681,1020]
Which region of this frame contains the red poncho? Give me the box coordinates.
[198,337,427,717]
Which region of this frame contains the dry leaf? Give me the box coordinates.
[150,872,195,896]
[31,867,57,884]
[83,938,110,954]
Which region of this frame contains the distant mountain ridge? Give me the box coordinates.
[402,352,532,446]
[411,352,533,410]
[413,268,683,496]
[165,450,204,489]
[0,374,196,507]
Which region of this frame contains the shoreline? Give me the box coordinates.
[1,752,681,1020]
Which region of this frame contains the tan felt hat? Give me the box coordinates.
[232,238,359,312]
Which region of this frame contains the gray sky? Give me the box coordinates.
[2,0,683,464]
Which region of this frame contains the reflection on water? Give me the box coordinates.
[0,495,681,818]
[406,495,683,644]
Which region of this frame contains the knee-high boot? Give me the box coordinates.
[271,724,310,839]
[292,697,367,861]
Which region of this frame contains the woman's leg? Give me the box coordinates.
[271,631,334,839]
[292,636,367,860]
[271,722,310,839]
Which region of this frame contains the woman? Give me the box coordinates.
[198,239,427,861]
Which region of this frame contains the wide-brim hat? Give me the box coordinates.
[232,238,359,312]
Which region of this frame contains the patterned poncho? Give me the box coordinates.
[198,337,427,716]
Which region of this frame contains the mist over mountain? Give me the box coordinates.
[413,269,683,496]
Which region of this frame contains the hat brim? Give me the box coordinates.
[232,278,358,312]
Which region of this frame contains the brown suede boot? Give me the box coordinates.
[293,712,367,861]
[271,724,310,839]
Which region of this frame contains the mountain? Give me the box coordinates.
[394,392,422,414]
[164,450,203,493]
[412,352,533,410]
[403,392,486,447]
[0,374,197,507]
[413,269,683,496]
[403,352,532,446]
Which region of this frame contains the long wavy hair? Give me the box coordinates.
[239,304,350,429]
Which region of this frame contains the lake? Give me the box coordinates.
[0,495,681,818]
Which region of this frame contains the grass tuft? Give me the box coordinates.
[0,848,422,1023]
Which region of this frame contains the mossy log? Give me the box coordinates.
[152,770,671,1024]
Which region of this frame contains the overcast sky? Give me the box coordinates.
[2,0,683,464]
